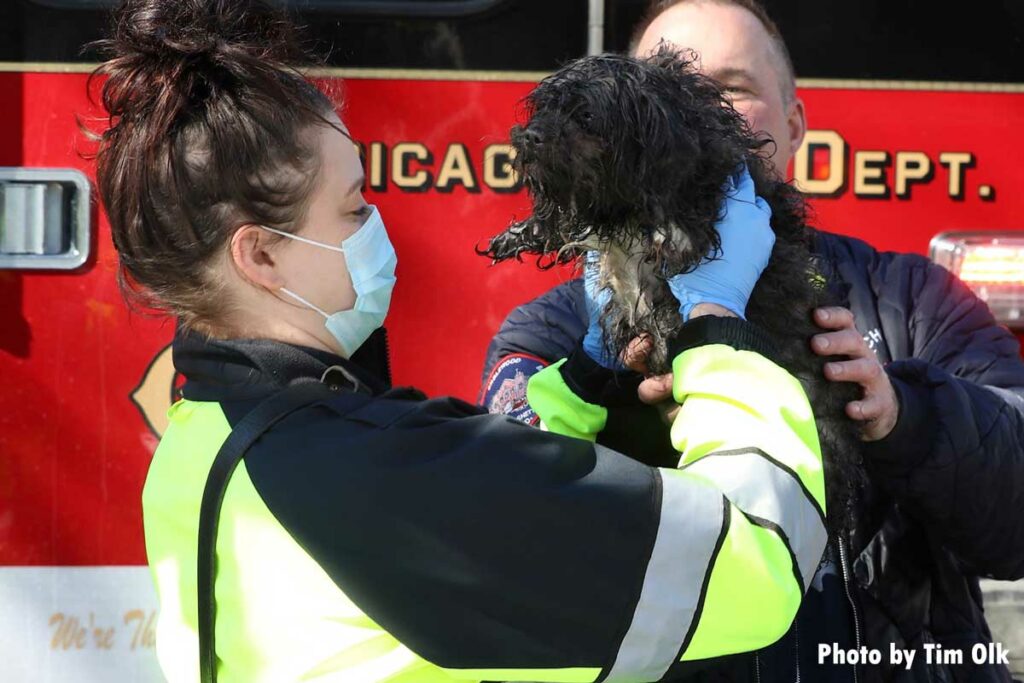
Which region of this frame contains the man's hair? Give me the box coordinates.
[630,0,797,103]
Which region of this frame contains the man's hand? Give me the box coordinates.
[627,305,738,421]
[812,306,898,441]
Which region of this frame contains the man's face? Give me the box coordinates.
[634,1,806,176]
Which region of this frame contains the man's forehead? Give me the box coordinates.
[636,2,777,76]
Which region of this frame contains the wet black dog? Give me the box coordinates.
[480,47,863,533]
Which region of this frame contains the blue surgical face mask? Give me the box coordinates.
[260,205,397,357]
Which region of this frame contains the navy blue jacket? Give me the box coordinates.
[481,229,1024,682]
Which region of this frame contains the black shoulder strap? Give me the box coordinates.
[197,380,344,683]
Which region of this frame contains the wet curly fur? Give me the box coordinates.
[480,47,863,534]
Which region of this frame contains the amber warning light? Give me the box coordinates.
[931,232,1024,328]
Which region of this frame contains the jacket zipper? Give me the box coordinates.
[794,620,801,682]
[838,536,861,683]
[381,328,394,387]
[757,624,801,683]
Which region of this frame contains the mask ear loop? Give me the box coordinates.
[258,224,345,253]
[278,287,330,319]
[256,225,343,318]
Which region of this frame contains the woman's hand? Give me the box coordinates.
[668,166,774,320]
[581,251,623,369]
[585,165,771,367]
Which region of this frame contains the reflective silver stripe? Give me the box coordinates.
[603,468,725,683]
[683,451,827,592]
[986,385,1024,413]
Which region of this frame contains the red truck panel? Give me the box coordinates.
[1,71,1022,570]
[2,67,1023,681]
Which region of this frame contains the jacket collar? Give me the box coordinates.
[809,229,853,309]
[173,326,391,403]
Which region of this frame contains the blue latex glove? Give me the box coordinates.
[669,165,774,321]
[581,251,622,369]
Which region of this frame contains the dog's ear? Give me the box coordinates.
[633,86,703,169]
[476,216,548,263]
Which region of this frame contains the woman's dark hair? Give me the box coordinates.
[90,0,341,330]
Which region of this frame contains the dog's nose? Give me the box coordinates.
[521,128,544,146]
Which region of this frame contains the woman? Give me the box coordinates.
[94,1,827,681]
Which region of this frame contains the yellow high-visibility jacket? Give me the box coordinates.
[143,318,825,682]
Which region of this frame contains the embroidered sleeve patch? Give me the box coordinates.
[480,354,550,425]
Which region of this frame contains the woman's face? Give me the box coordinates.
[270,118,371,351]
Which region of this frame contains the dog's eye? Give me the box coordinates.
[574,109,597,132]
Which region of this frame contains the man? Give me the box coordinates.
[480,1,1024,681]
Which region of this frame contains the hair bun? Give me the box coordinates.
[108,0,307,65]
[94,0,313,130]
[118,0,307,63]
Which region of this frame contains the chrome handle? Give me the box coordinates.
[0,168,91,270]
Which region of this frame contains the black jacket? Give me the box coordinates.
[167,319,832,682]
[480,229,1024,682]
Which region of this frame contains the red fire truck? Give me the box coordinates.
[1,0,1022,679]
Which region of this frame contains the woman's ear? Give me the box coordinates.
[230,225,286,290]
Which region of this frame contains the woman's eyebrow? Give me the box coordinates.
[345,175,366,197]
